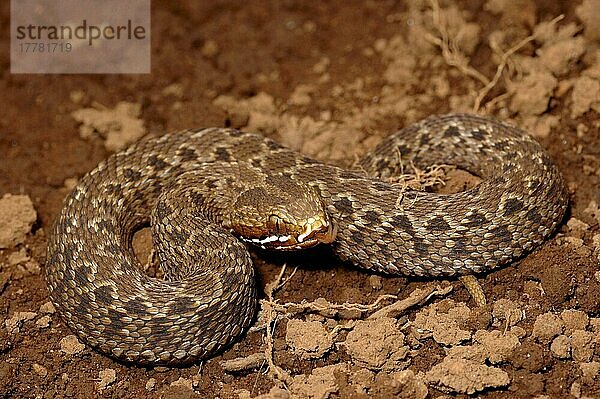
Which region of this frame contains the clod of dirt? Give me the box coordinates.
[289,363,349,399]
[584,200,600,226]
[579,361,600,383]
[201,40,219,59]
[484,0,536,26]
[213,92,277,133]
[343,317,408,371]
[491,298,524,328]
[567,218,591,239]
[39,301,56,314]
[7,248,40,278]
[536,35,586,77]
[32,363,48,378]
[368,370,428,399]
[285,319,333,360]
[508,71,557,116]
[97,368,117,391]
[288,84,316,106]
[0,194,37,249]
[162,83,184,98]
[570,330,595,362]
[170,377,193,390]
[550,334,571,359]
[548,311,595,361]
[447,329,521,365]
[237,386,289,399]
[35,315,51,329]
[145,378,156,391]
[71,101,146,152]
[348,368,375,395]
[162,385,198,399]
[411,300,472,346]
[4,311,37,334]
[162,378,198,399]
[69,90,85,104]
[426,358,510,394]
[571,60,600,118]
[59,334,85,355]
[368,275,383,290]
[561,309,590,333]
[531,312,564,344]
[576,0,600,41]
[7,248,28,265]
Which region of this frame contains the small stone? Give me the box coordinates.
[32,363,48,378]
[550,335,571,359]
[63,178,79,190]
[170,377,193,390]
[60,335,85,355]
[5,311,37,334]
[145,378,156,391]
[35,315,51,328]
[162,83,184,98]
[201,40,219,59]
[39,302,56,314]
[570,381,582,398]
[7,248,29,265]
[97,368,116,390]
[368,275,383,290]
[566,218,590,237]
[0,194,37,249]
[70,90,85,104]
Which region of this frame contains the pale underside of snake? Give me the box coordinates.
[45,113,568,365]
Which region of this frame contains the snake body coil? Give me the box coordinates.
[46,113,568,365]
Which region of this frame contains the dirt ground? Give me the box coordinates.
[1,0,600,398]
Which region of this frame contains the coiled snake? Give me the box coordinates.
[45,113,568,365]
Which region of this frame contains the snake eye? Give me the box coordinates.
[268,214,284,234]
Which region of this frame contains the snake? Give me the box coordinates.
[45,113,568,365]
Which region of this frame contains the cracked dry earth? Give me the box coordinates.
[1,0,600,398]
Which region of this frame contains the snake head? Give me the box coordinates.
[229,176,337,250]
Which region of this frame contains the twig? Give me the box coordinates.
[220,353,267,372]
[368,284,453,319]
[473,14,565,112]
[426,0,490,86]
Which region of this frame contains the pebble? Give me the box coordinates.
[32,363,48,378]
[60,335,85,355]
[368,275,383,290]
[39,301,56,314]
[145,378,156,391]
[97,368,117,390]
[5,311,37,334]
[35,315,51,328]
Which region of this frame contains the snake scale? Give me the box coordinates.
[46,113,568,365]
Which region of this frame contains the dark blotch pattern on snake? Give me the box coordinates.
[45,113,568,365]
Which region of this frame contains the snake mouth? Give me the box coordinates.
[240,215,337,250]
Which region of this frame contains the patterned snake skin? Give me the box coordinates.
[46,113,568,365]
